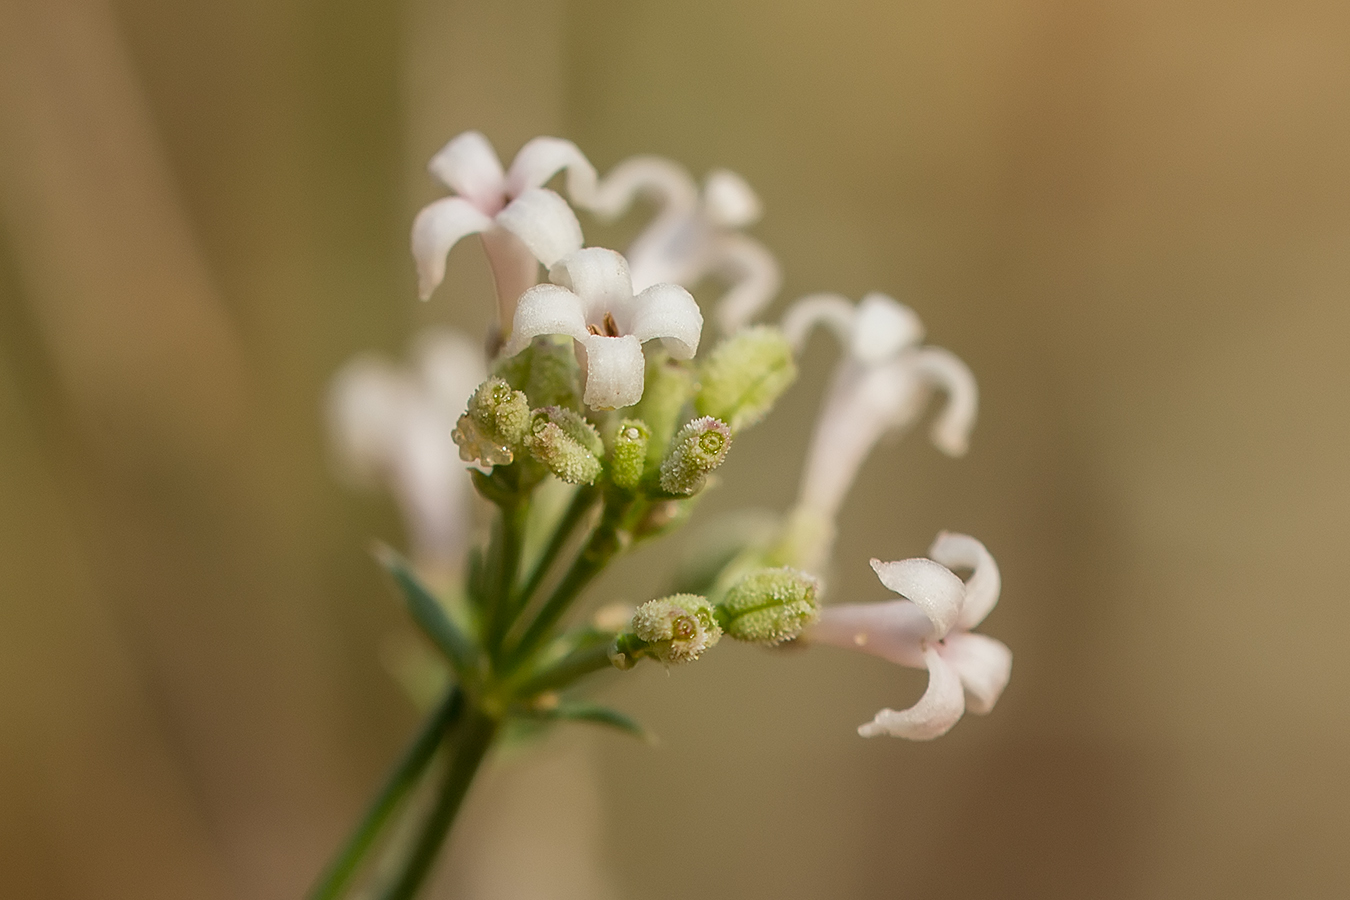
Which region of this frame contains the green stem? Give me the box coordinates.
[484,499,527,654]
[511,634,617,697]
[307,687,464,900]
[377,706,499,900]
[512,485,599,616]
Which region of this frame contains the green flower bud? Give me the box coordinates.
[717,567,820,645]
[633,351,696,473]
[696,326,797,432]
[659,416,732,495]
[453,377,531,466]
[526,406,603,484]
[608,418,650,491]
[495,334,583,411]
[630,594,722,664]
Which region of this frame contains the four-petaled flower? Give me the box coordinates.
[780,291,978,572]
[503,247,703,410]
[411,131,597,326]
[591,156,780,334]
[327,329,484,584]
[807,532,1011,740]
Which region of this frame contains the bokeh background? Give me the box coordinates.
[3,0,1349,897]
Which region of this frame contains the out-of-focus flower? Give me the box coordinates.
[412,131,596,325]
[503,248,703,410]
[781,292,977,572]
[807,532,1011,740]
[591,157,780,334]
[327,329,484,581]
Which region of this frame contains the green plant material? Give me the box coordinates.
[376,546,479,678]
[630,593,722,664]
[453,377,531,466]
[522,700,654,743]
[696,325,797,432]
[608,418,650,491]
[495,334,583,411]
[659,416,732,495]
[525,406,603,484]
[717,566,821,645]
[633,351,696,473]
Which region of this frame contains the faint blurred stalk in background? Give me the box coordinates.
[313,129,1014,898]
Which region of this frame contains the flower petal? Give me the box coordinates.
[629,283,703,359]
[426,131,506,213]
[579,334,645,409]
[808,599,931,668]
[701,169,761,228]
[505,136,598,208]
[549,247,634,319]
[940,632,1012,715]
[710,233,780,333]
[410,197,494,299]
[414,329,485,418]
[849,293,924,365]
[495,188,583,268]
[910,346,978,457]
[780,293,856,353]
[858,646,965,740]
[591,155,699,220]
[868,557,964,638]
[502,284,590,357]
[327,357,406,483]
[929,531,1001,630]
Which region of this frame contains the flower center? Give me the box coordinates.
[586,311,621,337]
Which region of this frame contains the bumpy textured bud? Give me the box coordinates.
[453,377,531,466]
[526,406,603,484]
[630,594,722,664]
[633,352,696,473]
[494,334,583,411]
[696,326,797,433]
[608,418,650,491]
[659,417,731,495]
[717,567,820,645]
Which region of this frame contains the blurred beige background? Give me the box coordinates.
[2,0,1348,897]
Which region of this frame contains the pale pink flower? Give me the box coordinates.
[411,131,597,325]
[591,156,779,333]
[808,533,1011,740]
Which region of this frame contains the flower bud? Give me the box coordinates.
[453,377,531,466]
[608,418,650,491]
[525,406,603,484]
[717,567,820,645]
[696,326,797,433]
[629,594,722,664]
[495,334,583,411]
[659,416,732,495]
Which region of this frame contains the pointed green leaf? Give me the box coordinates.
[375,545,479,677]
[529,702,655,743]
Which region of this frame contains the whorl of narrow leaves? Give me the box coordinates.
[659,417,731,495]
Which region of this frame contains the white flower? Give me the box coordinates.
[502,247,703,410]
[807,532,1011,740]
[591,156,780,333]
[781,292,978,572]
[327,329,485,580]
[411,131,597,324]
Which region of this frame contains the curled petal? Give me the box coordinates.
[580,334,645,409]
[393,403,470,573]
[711,234,780,333]
[503,284,590,357]
[849,293,924,365]
[808,599,931,668]
[702,169,762,228]
[941,632,1012,715]
[327,358,406,483]
[506,137,598,207]
[629,283,703,359]
[591,155,699,220]
[410,197,494,299]
[549,247,634,318]
[929,531,1001,630]
[427,131,506,213]
[414,329,485,418]
[858,646,965,740]
[495,188,583,268]
[781,293,856,353]
[868,557,964,638]
[910,346,978,457]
